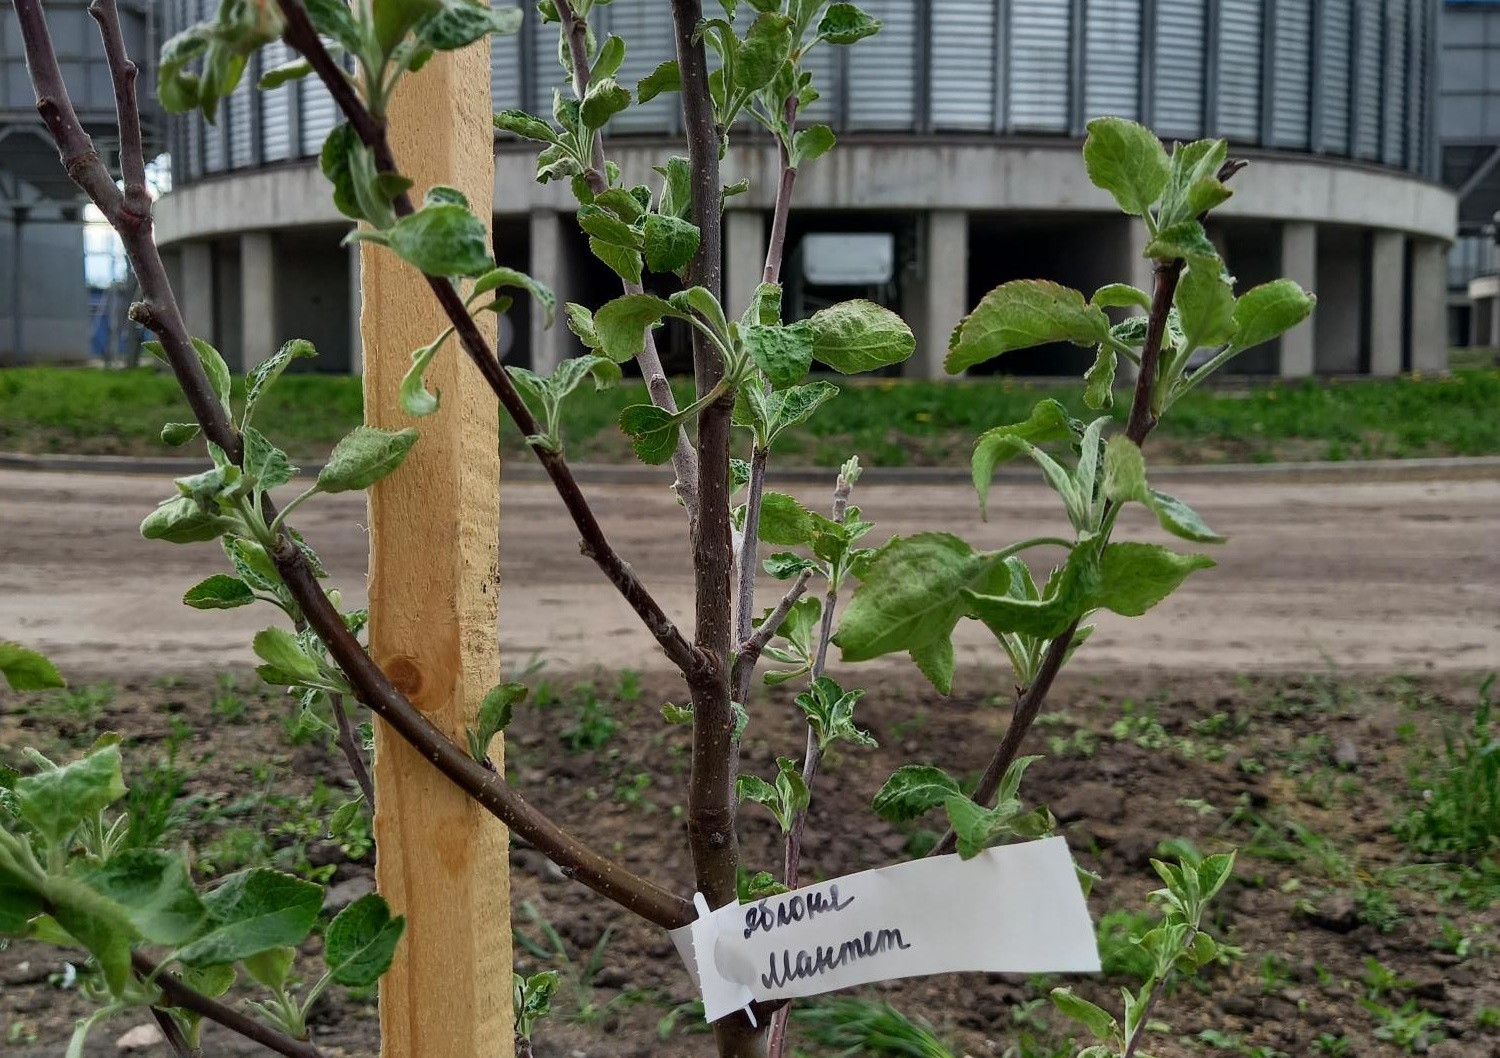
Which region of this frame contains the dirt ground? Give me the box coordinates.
[1,669,1497,1057]
[1,468,1497,676]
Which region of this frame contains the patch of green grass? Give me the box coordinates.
[4,365,1500,467]
[1396,675,1500,863]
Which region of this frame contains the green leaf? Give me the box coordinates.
[79,850,206,945]
[834,533,1010,690]
[1229,279,1315,352]
[416,0,521,50]
[794,676,876,751]
[320,123,365,221]
[1102,436,1223,543]
[161,422,201,446]
[737,757,809,832]
[244,339,316,427]
[192,338,232,415]
[176,868,323,967]
[818,2,881,43]
[590,239,644,285]
[947,280,1110,373]
[807,300,914,374]
[970,399,1077,518]
[242,946,296,990]
[964,543,1100,640]
[637,60,681,103]
[1095,542,1213,617]
[1083,345,1116,411]
[243,426,297,492]
[1146,489,1225,544]
[1159,138,1231,228]
[617,404,679,464]
[757,493,816,546]
[642,213,701,275]
[259,58,311,89]
[493,109,559,143]
[742,322,814,388]
[1144,219,1217,262]
[793,124,836,164]
[472,266,556,327]
[317,427,419,493]
[871,764,959,822]
[467,682,527,762]
[591,34,625,83]
[42,875,136,996]
[1091,283,1151,310]
[401,329,453,417]
[16,744,125,847]
[1083,117,1169,217]
[373,0,442,52]
[1051,987,1120,1044]
[252,627,322,686]
[1174,256,1237,352]
[738,13,794,91]
[325,893,406,987]
[372,201,492,277]
[0,642,64,691]
[183,574,256,610]
[594,293,683,363]
[580,76,631,129]
[0,875,44,934]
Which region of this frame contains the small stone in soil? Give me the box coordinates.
[115,1023,164,1051]
[1298,892,1359,933]
[324,874,375,913]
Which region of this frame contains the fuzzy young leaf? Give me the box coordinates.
[415,0,521,50]
[400,328,452,417]
[742,322,814,389]
[580,76,631,129]
[192,337,232,414]
[243,426,297,492]
[183,574,256,610]
[243,946,296,990]
[1051,987,1120,1044]
[818,2,881,43]
[1083,117,1169,217]
[737,757,809,832]
[835,533,1011,692]
[1159,138,1231,228]
[793,124,836,164]
[472,267,556,327]
[1095,542,1213,617]
[738,12,795,90]
[317,427,419,493]
[0,643,64,691]
[16,744,125,847]
[493,109,559,143]
[1229,279,1315,352]
[1083,345,1116,410]
[371,199,492,277]
[970,399,1079,518]
[140,496,236,544]
[1091,283,1152,310]
[80,850,206,945]
[252,627,322,686]
[589,239,643,285]
[161,422,201,446]
[807,300,914,374]
[325,893,406,987]
[1174,257,1237,352]
[964,543,1100,640]
[947,280,1110,374]
[176,868,323,967]
[618,404,679,465]
[871,764,960,822]
[0,876,44,934]
[244,339,316,427]
[1144,219,1217,262]
[594,293,683,362]
[637,60,681,103]
[467,682,527,762]
[642,213,701,275]
[795,676,876,751]
[757,492,817,546]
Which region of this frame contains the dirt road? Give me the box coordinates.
[1,467,1496,678]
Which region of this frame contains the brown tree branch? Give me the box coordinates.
[149,1006,202,1058]
[133,953,323,1058]
[330,694,375,805]
[13,0,693,930]
[731,567,812,703]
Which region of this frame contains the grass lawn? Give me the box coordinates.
[1,363,1496,467]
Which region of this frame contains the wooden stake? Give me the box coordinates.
[360,40,509,1058]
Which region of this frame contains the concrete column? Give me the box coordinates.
[528,208,574,375]
[179,241,216,346]
[1279,222,1317,378]
[1408,239,1447,374]
[725,211,767,321]
[913,210,968,378]
[349,241,363,374]
[1369,231,1406,377]
[239,232,276,374]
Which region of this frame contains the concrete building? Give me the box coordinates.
[0,0,161,364]
[151,0,1456,378]
[1442,0,1500,348]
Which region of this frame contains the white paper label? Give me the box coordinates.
[670,836,1100,1023]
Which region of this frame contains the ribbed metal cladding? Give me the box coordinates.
[162,0,1439,187]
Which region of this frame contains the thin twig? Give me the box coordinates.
[330,694,375,805]
[134,953,323,1058]
[149,1007,202,1058]
[553,0,698,511]
[14,0,693,929]
[732,445,770,645]
[731,566,812,703]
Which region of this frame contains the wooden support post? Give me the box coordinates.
[360,40,510,1058]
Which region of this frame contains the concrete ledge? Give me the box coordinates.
[5,451,1499,486]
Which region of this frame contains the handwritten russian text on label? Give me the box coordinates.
[670,836,1100,1022]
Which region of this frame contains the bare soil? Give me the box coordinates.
[2,669,1498,1057]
